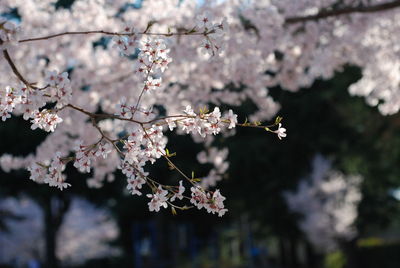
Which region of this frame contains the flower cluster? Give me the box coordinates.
[30,109,63,132]
[44,70,72,108]
[145,181,228,216]
[144,76,162,93]
[73,140,112,173]
[28,152,71,191]
[136,37,172,76]
[126,174,146,196]
[190,186,227,217]
[124,124,166,163]
[122,156,187,213]
[196,13,227,56]
[112,26,138,56]
[197,148,229,189]
[119,124,167,195]
[0,78,68,132]
[166,105,238,138]
[147,186,169,212]
[115,97,135,119]
[0,85,45,121]
[0,18,18,49]
[0,86,21,121]
[27,163,47,183]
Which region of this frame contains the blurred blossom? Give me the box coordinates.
[285,155,363,252]
[389,188,400,201]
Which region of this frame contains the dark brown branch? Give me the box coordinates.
[19,30,126,43]
[285,0,400,24]
[18,30,205,43]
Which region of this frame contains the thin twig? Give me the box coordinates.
[132,62,154,118]
[285,0,400,24]
[18,30,205,43]
[140,124,195,186]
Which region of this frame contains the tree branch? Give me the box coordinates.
[285,0,400,24]
[2,49,34,88]
[18,30,205,43]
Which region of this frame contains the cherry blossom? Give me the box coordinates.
[111,26,138,56]
[44,70,72,108]
[27,163,46,183]
[126,176,146,196]
[94,143,112,159]
[190,186,227,217]
[170,180,185,202]
[196,12,213,30]
[144,76,162,93]
[73,141,93,173]
[30,109,63,132]
[274,123,287,140]
[146,186,169,212]
[44,152,71,191]
[225,109,238,129]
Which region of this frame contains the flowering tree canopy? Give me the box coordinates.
[0,0,399,215]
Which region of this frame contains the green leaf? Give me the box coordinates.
[275,116,283,125]
[171,207,177,215]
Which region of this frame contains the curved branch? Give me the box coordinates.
[2,50,34,88]
[285,0,400,24]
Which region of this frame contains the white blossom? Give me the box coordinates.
[146,186,169,212]
[30,109,63,132]
[274,123,287,140]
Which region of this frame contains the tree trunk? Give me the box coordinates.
[43,194,70,268]
[288,237,299,268]
[341,238,359,268]
[278,236,287,268]
[305,241,317,268]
